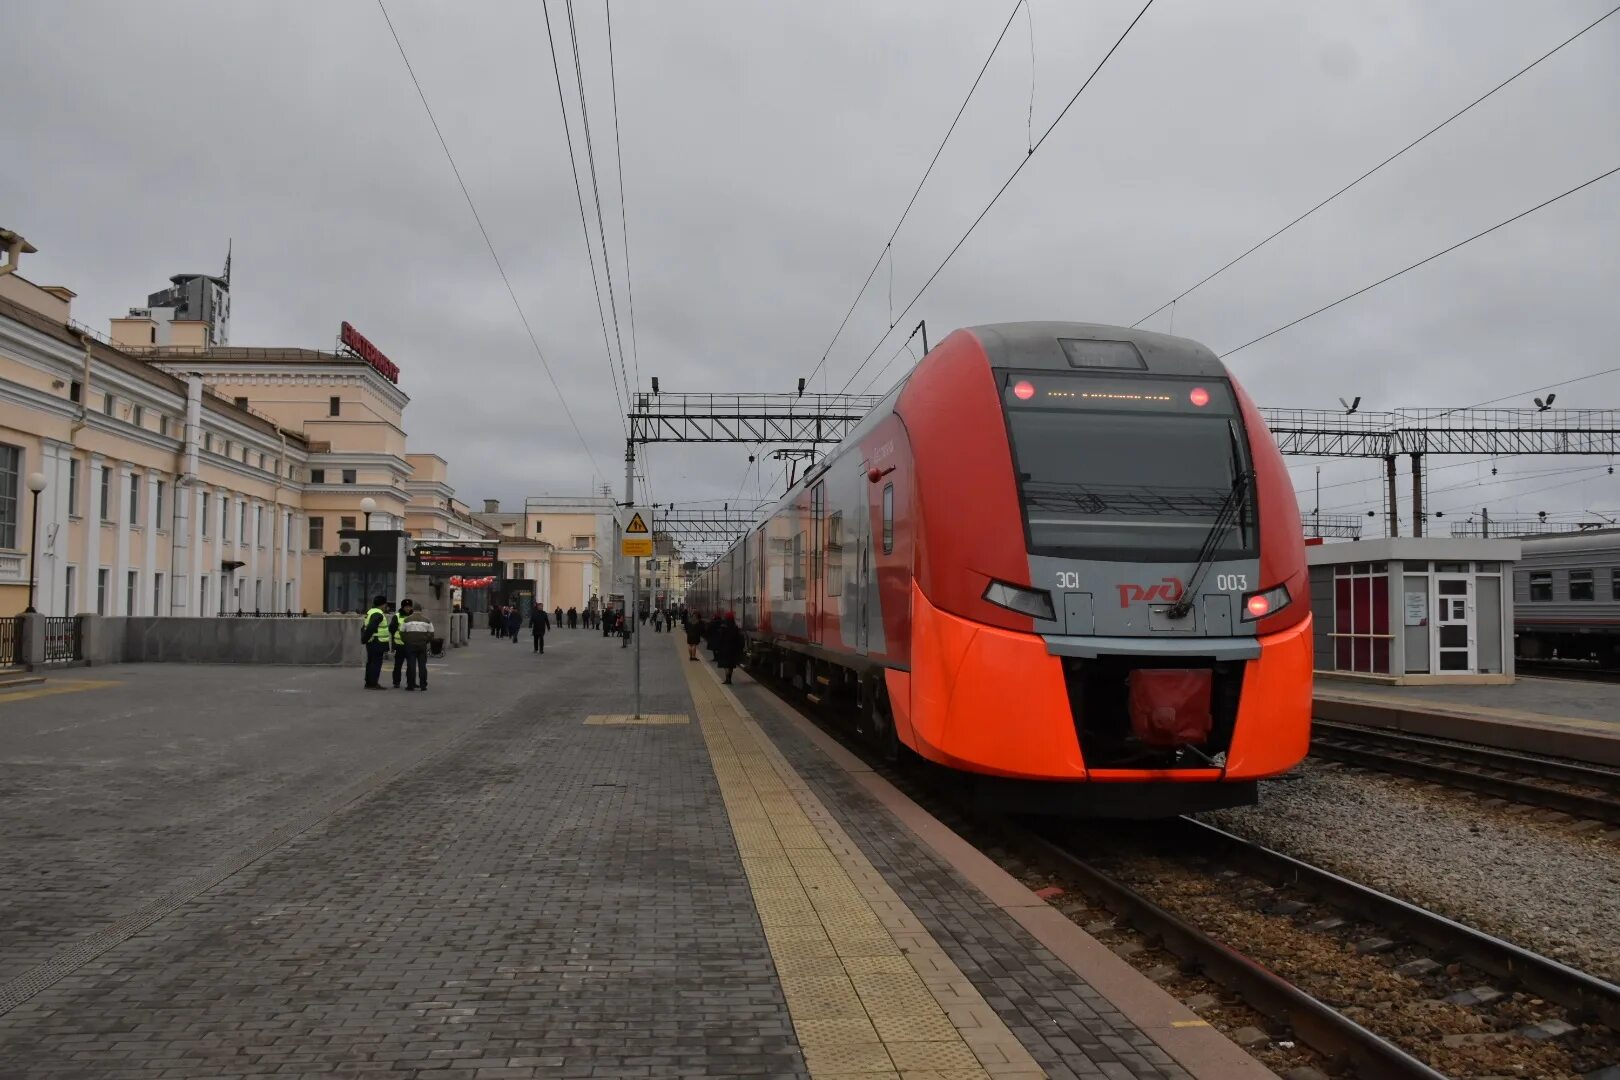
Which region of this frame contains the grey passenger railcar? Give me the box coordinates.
[1513,530,1620,662]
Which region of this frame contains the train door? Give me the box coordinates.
[856,502,871,651]
[809,482,825,644]
[1432,575,1475,672]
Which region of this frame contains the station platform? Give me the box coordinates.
[1315,674,1620,767]
[0,630,1268,1079]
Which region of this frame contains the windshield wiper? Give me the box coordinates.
[1167,471,1251,620]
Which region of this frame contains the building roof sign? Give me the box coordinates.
[339,321,399,384]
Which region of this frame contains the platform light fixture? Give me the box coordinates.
[360,496,377,531]
[23,472,46,613]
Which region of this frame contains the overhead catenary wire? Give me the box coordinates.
[1132,2,1620,329]
[375,0,610,488]
[837,0,1157,394]
[1220,164,1620,359]
[605,0,642,397]
[539,0,632,433]
[563,0,635,410]
[804,0,1028,392]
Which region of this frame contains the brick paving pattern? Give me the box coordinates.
[729,676,1194,1080]
[0,635,804,1078]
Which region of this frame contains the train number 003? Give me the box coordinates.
[1215,573,1248,591]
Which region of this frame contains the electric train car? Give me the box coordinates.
[691,322,1312,816]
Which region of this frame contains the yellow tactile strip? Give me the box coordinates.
[583,713,690,725]
[679,656,1045,1080]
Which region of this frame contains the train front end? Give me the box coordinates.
[897,322,1311,816]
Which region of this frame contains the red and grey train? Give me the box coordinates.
[691,322,1312,815]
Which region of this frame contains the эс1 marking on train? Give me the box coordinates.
[692,322,1313,817]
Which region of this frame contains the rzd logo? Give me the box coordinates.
[1117,577,1185,607]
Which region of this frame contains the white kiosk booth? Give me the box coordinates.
[1305,537,1522,683]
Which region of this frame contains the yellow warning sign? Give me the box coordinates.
[620,507,654,558]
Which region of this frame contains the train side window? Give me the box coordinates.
[1528,571,1552,602]
[1569,569,1595,601]
[1613,569,1620,601]
[881,484,894,554]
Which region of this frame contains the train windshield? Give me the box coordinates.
[1001,372,1255,562]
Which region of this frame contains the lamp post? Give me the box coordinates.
[359,496,377,532]
[23,472,46,613]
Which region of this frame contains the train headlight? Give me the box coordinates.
[1241,583,1290,621]
[983,579,1056,621]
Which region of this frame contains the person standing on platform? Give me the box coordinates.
[603,607,614,638]
[651,609,663,633]
[713,611,744,685]
[619,609,633,649]
[685,611,703,662]
[400,606,434,691]
[554,605,564,629]
[361,594,390,690]
[708,613,723,660]
[506,604,522,643]
[390,600,414,688]
[531,604,550,654]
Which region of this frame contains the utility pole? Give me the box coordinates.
[1411,453,1424,537]
[1384,455,1399,538]
[1481,507,1490,539]
[624,438,640,720]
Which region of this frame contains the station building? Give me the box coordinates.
[473,496,614,614]
[0,228,488,618]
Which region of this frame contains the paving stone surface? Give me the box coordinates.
[730,676,1195,1080]
[0,631,805,1078]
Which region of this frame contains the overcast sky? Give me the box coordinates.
[6,1,1619,547]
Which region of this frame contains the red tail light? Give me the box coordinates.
[1246,594,1270,618]
[1013,380,1036,401]
[1189,386,1211,407]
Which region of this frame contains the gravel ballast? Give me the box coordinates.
[1207,761,1620,983]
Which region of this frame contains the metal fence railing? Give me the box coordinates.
[43,617,81,665]
[0,616,20,667]
[228,611,309,618]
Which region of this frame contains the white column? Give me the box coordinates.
[193,487,208,616]
[37,441,66,616]
[143,473,160,615]
[85,455,104,614]
[113,462,132,615]
[291,511,304,614]
[247,502,261,612]
[220,493,233,612]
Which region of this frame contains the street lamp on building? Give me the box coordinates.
[23,472,46,613]
[360,496,377,531]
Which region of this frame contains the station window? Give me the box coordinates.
[201,492,210,536]
[1528,571,1552,602]
[234,396,248,409]
[329,396,341,416]
[131,404,144,428]
[0,444,17,548]
[128,473,141,526]
[340,516,356,531]
[99,467,111,522]
[881,484,894,554]
[67,458,80,518]
[310,468,326,484]
[1613,569,1620,601]
[1570,569,1595,602]
[341,469,356,485]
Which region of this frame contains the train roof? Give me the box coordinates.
[967,322,1226,377]
[1519,529,1620,554]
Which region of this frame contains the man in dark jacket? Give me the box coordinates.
[531,605,550,654]
[506,604,522,643]
[713,611,744,685]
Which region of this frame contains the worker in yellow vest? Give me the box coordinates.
[361,594,390,690]
[391,599,415,689]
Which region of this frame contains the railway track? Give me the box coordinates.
[1519,659,1620,683]
[742,663,1620,1078]
[1019,816,1620,1078]
[1310,720,1620,826]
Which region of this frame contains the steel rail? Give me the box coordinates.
[1164,818,1620,1030]
[1311,724,1620,826]
[1020,826,1450,1080]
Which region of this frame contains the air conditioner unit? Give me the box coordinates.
[338,539,358,556]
